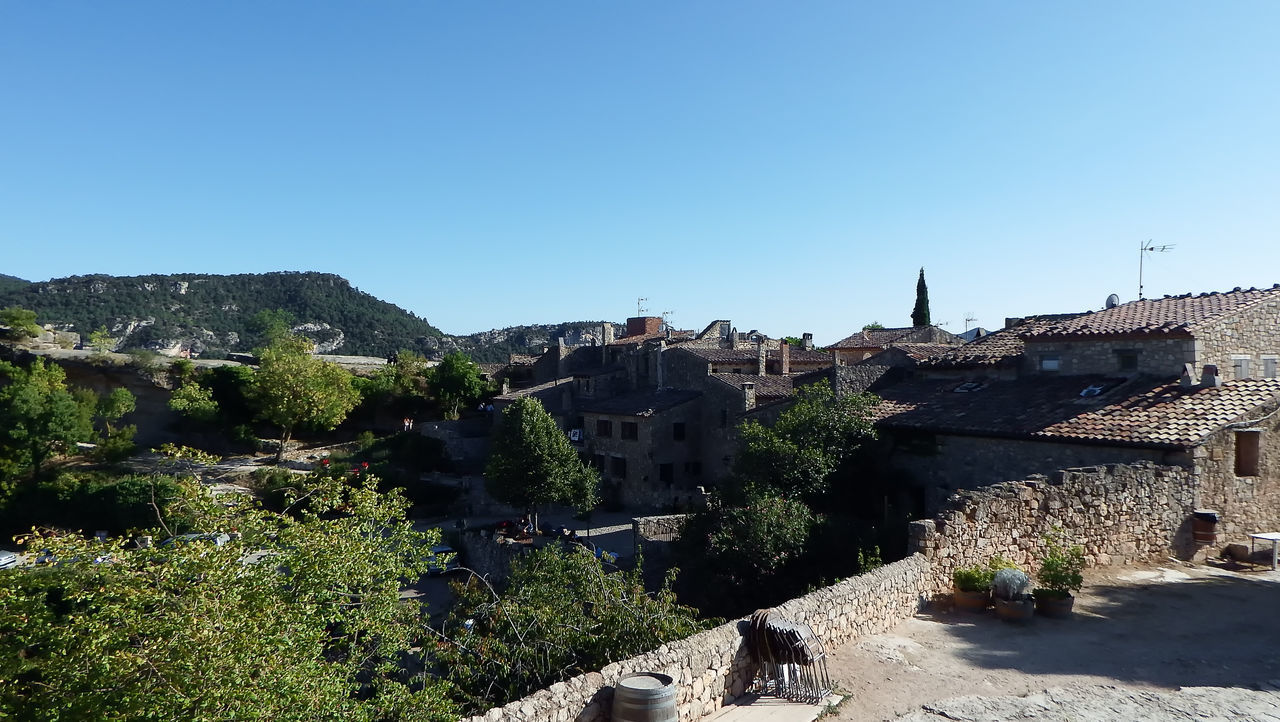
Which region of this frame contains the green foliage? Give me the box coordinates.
[169,378,220,423]
[911,267,930,327]
[0,470,459,720]
[0,470,180,538]
[0,272,445,358]
[729,384,878,504]
[0,306,39,340]
[91,424,138,463]
[125,347,163,371]
[485,397,599,520]
[87,325,114,355]
[248,307,297,345]
[428,351,489,419]
[438,544,708,713]
[1036,529,1086,596]
[862,321,885,330]
[253,335,361,462]
[782,336,806,347]
[953,555,1021,592]
[0,358,95,484]
[169,357,196,382]
[674,492,814,616]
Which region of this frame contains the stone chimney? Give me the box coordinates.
[780,340,791,375]
[625,317,662,338]
[656,341,666,389]
[801,332,814,350]
[1180,363,1198,387]
[756,338,767,376]
[742,381,756,410]
[1200,364,1222,388]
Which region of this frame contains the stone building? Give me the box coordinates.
[490,315,836,510]
[826,325,962,364]
[869,286,1280,532]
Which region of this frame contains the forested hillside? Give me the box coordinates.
[0,272,442,358]
[0,274,30,295]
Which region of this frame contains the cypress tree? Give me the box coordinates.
[911,268,931,327]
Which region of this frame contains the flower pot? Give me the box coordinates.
[994,597,1034,622]
[1035,592,1075,619]
[953,588,990,612]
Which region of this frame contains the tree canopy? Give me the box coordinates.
[0,465,458,721]
[485,397,599,524]
[0,358,102,485]
[911,267,931,327]
[0,306,39,340]
[253,335,361,462]
[427,351,488,419]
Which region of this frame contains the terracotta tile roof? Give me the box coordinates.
[920,315,1087,369]
[829,327,918,349]
[578,389,701,416]
[890,343,960,360]
[678,347,758,363]
[874,375,1280,448]
[776,348,833,363]
[711,373,796,401]
[1019,286,1280,340]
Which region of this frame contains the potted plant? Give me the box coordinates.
[951,555,1018,612]
[952,564,992,612]
[992,566,1034,622]
[1034,531,1086,618]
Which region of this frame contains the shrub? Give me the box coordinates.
[953,565,991,592]
[1036,530,1086,598]
[92,425,138,463]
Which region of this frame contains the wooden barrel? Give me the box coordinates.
[1192,509,1219,544]
[612,672,677,722]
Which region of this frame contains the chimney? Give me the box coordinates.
[801,332,814,350]
[780,340,791,375]
[1180,363,1198,387]
[1200,364,1222,388]
[656,341,666,389]
[601,324,610,365]
[757,338,766,376]
[742,381,756,410]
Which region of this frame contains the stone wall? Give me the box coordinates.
[632,513,690,560]
[1193,295,1280,380]
[1023,337,1195,377]
[458,554,930,722]
[1191,397,1280,541]
[885,432,1184,513]
[456,530,533,584]
[907,462,1199,595]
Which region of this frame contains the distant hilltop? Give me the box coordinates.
[0,271,612,362]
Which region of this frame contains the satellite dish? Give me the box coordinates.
[1105,293,1120,309]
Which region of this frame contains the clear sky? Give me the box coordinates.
[3,2,1278,344]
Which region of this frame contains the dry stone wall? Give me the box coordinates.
[457,554,930,722]
[908,462,1198,595]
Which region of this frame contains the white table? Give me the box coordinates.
[1249,532,1280,571]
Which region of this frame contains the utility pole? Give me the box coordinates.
[1138,240,1174,300]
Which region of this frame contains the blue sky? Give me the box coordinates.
[3,2,1278,343]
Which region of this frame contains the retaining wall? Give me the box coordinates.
[458,554,930,722]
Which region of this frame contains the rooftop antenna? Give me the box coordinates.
[1138,240,1174,300]
[636,297,648,316]
[963,313,977,331]
[661,310,673,331]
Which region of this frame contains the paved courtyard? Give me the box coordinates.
[823,562,1280,721]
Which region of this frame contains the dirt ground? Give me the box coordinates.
[826,561,1280,721]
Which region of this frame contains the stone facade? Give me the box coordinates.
[908,462,1200,595]
[580,396,704,509]
[458,554,930,722]
[1191,399,1280,541]
[1022,337,1195,377]
[1193,296,1280,380]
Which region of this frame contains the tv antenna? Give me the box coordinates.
[636,297,648,316]
[661,310,673,331]
[963,313,977,331]
[1138,240,1174,300]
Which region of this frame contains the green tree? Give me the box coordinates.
[674,492,814,616]
[438,544,707,713]
[0,358,94,484]
[485,397,599,530]
[0,306,39,340]
[911,267,930,327]
[862,321,885,330]
[248,307,296,345]
[729,384,878,505]
[88,325,115,355]
[0,468,459,721]
[169,378,220,423]
[254,334,360,462]
[427,351,489,419]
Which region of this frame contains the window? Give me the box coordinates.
[1233,356,1252,380]
[1039,355,1060,372]
[1116,350,1139,371]
[596,419,612,438]
[610,456,627,479]
[1236,430,1261,477]
[672,422,686,441]
[1265,357,1278,379]
[659,463,673,485]
[621,422,638,440]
